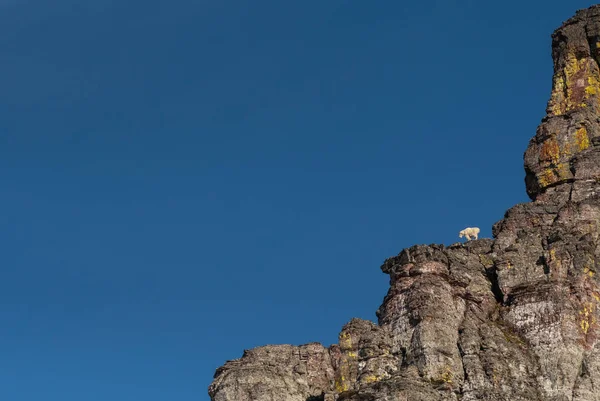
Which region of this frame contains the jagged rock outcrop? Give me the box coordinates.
[209,5,600,401]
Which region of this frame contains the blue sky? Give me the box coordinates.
[0,1,595,400]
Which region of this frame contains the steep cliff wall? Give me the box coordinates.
[209,6,600,401]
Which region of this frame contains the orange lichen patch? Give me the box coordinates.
[535,131,577,188]
[575,127,590,151]
[533,124,591,191]
[563,141,572,156]
[539,137,561,164]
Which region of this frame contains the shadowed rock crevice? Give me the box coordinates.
[484,261,505,304]
[209,5,600,401]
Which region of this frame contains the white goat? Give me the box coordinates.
[459,227,480,241]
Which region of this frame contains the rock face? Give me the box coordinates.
[209,6,600,401]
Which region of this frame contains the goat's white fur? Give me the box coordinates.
[459,227,480,241]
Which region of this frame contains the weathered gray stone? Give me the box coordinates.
[208,343,335,401]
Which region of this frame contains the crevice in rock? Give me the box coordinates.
[536,255,551,276]
[306,393,325,401]
[485,264,504,305]
[570,357,589,401]
[545,178,576,191]
[525,166,540,201]
[456,311,469,398]
[568,173,576,201]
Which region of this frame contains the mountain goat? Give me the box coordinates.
[459,227,480,241]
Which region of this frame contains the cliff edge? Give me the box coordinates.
[209,6,600,401]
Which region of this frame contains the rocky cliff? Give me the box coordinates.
[208,6,600,401]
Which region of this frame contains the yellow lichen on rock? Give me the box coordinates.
[586,74,600,96]
[549,76,566,116]
[562,141,572,156]
[479,254,494,268]
[579,302,596,334]
[538,168,558,187]
[334,332,357,393]
[339,332,352,350]
[335,376,349,393]
[575,127,590,151]
[440,367,453,385]
[547,248,562,272]
[557,163,571,179]
[548,52,582,115]
[362,375,381,384]
[334,355,353,393]
[548,50,600,115]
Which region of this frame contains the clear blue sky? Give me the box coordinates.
[1,1,594,400]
